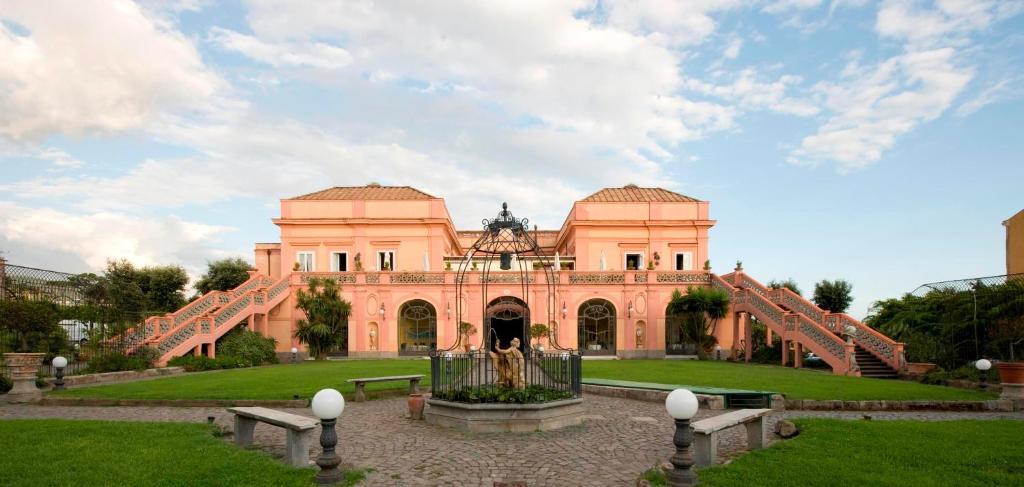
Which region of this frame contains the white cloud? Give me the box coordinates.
[876,0,1024,48]
[723,36,743,59]
[789,48,973,172]
[763,0,823,14]
[208,27,353,70]
[0,0,224,140]
[956,77,1018,116]
[686,69,819,116]
[223,0,737,167]
[0,202,234,272]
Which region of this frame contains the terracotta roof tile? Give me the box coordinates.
[290,185,436,201]
[581,185,699,203]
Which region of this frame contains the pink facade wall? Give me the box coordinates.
[258,193,724,358]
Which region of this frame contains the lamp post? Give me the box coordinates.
[311,388,345,485]
[714,345,722,361]
[665,389,699,487]
[976,359,992,391]
[291,347,298,364]
[52,356,68,391]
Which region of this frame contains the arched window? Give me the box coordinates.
[399,300,436,356]
[578,299,616,355]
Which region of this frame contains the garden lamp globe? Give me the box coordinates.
[52,356,68,369]
[976,359,992,371]
[311,388,345,420]
[665,388,699,420]
[291,347,298,354]
[844,325,856,336]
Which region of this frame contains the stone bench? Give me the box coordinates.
[691,408,771,467]
[346,374,424,402]
[227,406,318,467]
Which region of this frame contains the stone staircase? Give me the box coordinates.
[854,345,899,379]
[713,271,905,377]
[120,273,292,365]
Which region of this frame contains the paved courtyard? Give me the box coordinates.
[2,395,1022,486]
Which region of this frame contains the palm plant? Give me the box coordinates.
[293,277,351,360]
[667,286,730,359]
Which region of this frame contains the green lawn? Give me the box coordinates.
[51,359,992,401]
[693,419,1024,486]
[584,360,993,401]
[0,420,367,487]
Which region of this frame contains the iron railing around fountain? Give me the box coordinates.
[430,351,582,401]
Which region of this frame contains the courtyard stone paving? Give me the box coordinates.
[2,395,1022,486]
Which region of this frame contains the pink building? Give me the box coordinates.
[138,184,904,376]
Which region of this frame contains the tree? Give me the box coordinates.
[529,323,549,348]
[195,258,253,295]
[0,299,61,352]
[293,277,352,359]
[667,286,730,359]
[767,278,802,296]
[813,279,854,313]
[139,265,188,313]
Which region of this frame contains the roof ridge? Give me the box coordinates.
[580,185,699,203]
[289,185,437,200]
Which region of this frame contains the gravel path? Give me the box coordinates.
[2,396,1022,486]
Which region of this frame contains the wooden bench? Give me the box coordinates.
[227,407,318,467]
[346,374,424,402]
[691,408,771,467]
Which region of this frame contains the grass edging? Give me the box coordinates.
[40,397,310,408]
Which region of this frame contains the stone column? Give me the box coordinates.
[742,312,752,362]
[794,343,803,368]
[780,341,788,366]
[2,353,44,404]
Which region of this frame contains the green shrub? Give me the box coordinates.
[167,354,251,372]
[920,368,949,386]
[217,329,278,367]
[133,346,160,367]
[85,354,143,373]
[0,375,11,394]
[433,385,572,404]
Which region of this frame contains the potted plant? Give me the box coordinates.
[458,321,477,352]
[0,300,60,403]
[646,260,655,270]
[532,261,543,270]
[529,323,549,349]
[445,261,452,271]
[991,283,1024,387]
[382,262,391,271]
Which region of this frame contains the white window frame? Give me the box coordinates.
[377,250,396,271]
[330,251,348,272]
[674,252,694,271]
[296,251,315,272]
[624,251,644,271]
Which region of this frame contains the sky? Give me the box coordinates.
[0,0,1022,319]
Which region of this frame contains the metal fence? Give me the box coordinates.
[429,350,582,401]
[0,260,148,378]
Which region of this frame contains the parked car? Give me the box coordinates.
[804,352,824,366]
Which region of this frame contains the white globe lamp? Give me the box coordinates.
[52,356,69,390]
[976,358,992,391]
[311,388,345,484]
[664,388,699,486]
[290,347,298,364]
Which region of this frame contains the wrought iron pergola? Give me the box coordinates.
[436,202,571,353]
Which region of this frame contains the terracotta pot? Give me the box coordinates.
[2,352,45,404]
[408,393,425,420]
[996,362,1024,384]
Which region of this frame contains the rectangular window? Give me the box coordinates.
[330,252,348,272]
[674,252,693,271]
[624,252,643,271]
[377,251,395,271]
[296,251,315,272]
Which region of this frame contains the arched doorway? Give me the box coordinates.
[486,296,528,353]
[399,300,436,356]
[578,299,616,355]
[665,305,697,355]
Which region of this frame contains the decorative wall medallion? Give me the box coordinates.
[635,294,647,314]
[366,295,379,317]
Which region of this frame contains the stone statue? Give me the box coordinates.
[489,337,526,389]
[369,328,377,351]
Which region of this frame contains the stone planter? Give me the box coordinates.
[996,362,1024,401]
[904,362,937,377]
[2,353,45,404]
[408,393,425,420]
